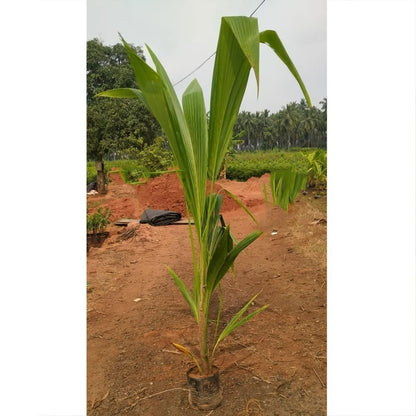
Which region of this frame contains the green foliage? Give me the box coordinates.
[98,16,310,375]
[212,292,268,357]
[87,97,162,162]
[87,207,112,234]
[87,38,145,102]
[137,136,174,174]
[87,165,97,184]
[87,38,162,192]
[303,149,327,187]
[226,150,309,181]
[86,163,111,185]
[270,169,307,211]
[114,160,149,183]
[87,149,315,186]
[88,136,174,184]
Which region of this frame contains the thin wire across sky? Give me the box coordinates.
[172,0,266,86]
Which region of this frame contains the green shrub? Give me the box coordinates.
[121,162,150,183]
[87,164,97,184]
[87,207,112,234]
[302,149,327,187]
[226,150,309,181]
[139,136,174,175]
[270,169,307,211]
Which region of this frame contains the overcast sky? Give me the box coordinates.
[87,0,326,113]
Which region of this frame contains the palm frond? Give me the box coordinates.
[212,292,269,358]
[220,187,258,225]
[207,230,262,293]
[167,266,198,321]
[270,169,307,211]
[96,87,148,108]
[260,30,311,107]
[173,343,202,373]
[208,17,260,181]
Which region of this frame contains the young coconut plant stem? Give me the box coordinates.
[199,255,209,374]
[98,15,311,376]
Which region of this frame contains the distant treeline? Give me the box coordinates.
[232,99,326,151]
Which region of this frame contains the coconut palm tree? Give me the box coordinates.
[98,16,310,379]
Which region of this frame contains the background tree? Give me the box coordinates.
[87,38,144,102]
[87,38,162,192]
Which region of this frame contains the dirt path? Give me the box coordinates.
[87,172,327,415]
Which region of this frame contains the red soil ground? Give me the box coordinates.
[87,171,327,415]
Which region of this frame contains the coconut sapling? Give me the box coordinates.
[98,15,310,408]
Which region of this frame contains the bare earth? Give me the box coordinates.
[87,171,327,415]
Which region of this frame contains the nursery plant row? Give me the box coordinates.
[87,148,326,184]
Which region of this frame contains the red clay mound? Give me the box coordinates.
[133,172,271,217]
[134,172,187,215]
[88,171,272,222]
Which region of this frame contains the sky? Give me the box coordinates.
[87,0,326,113]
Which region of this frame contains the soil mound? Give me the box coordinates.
[133,172,271,218]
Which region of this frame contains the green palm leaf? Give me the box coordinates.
[212,292,269,357]
[96,87,148,108]
[118,37,207,236]
[207,230,262,293]
[208,17,260,181]
[206,225,231,293]
[182,79,208,222]
[203,194,223,254]
[220,187,258,225]
[260,30,311,107]
[167,266,198,321]
[97,15,311,374]
[270,169,307,211]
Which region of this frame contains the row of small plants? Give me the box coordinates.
[229,149,326,189]
[87,148,326,186]
[226,150,309,181]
